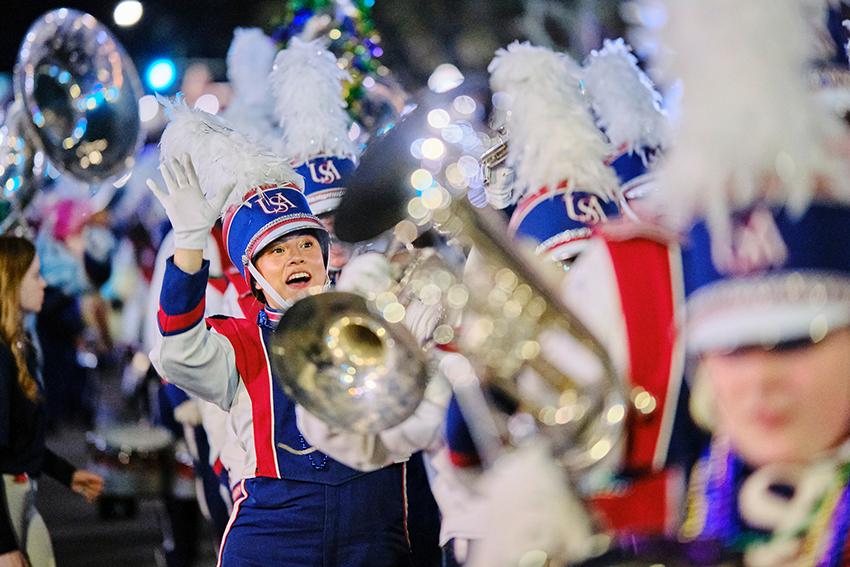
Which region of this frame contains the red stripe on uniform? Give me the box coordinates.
[448,449,480,468]
[605,237,678,473]
[158,300,206,334]
[208,277,228,294]
[207,318,279,478]
[238,327,278,477]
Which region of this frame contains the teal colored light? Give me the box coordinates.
[146,58,176,91]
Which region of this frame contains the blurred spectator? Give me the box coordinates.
[0,235,104,567]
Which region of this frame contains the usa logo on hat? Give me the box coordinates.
[222,183,328,282]
[294,155,356,217]
[509,181,620,262]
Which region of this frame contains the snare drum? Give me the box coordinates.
[86,423,174,499]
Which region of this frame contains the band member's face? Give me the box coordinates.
[704,328,850,467]
[254,233,327,307]
[319,214,352,272]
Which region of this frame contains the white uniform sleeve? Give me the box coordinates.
[149,255,242,411]
[151,324,241,411]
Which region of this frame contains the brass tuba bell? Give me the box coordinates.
[269,291,429,434]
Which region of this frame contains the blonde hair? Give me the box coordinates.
[0,237,39,401]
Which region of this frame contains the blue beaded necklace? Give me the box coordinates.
[299,433,329,471]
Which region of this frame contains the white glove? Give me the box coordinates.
[336,252,393,298]
[403,299,443,346]
[146,156,230,250]
[468,440,597,567]
[337,253,442,345]
[173,398,203,427]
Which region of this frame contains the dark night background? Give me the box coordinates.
[0,0,628,97]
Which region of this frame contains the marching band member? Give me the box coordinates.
[269,38,359,279]
[443,38,695,566]
[648,1,850,564]
[442,40,624,567]
[269,38,443,566]
[147,99,435,566]
[557,36,704,537]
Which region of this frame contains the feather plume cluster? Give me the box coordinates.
[158,96,303,216]
[488,41,620,202]
[226,28,278,107]
[221,28,281,148]
[269,38,357,164]
[582,38,669,161]
[648,0,849,239]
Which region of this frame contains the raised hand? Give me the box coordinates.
[146,155,231,250]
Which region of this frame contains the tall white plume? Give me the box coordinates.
[488,41,620,201]
[226,28,278,107]
[582,38,669,160]
[221,28,281,149]
[158,96,303,216]
[649,0,850,237]
[269,37,357,164]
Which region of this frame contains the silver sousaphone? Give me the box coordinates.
[1,8,144,233]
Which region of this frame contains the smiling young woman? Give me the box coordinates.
[146,101,440,565]
[251,231,328,308]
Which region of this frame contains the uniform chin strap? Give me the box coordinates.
[246,261,333,312]
[247,261,293,311]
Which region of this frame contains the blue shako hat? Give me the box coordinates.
[508,182,620,262]
[270,39,359,218]
[646,0,850,354]
[294,155,357,216]
[488,42,621,262]
[222,183,329,285]
[682,201,850,353]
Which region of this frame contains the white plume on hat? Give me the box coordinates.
[582,38,669,161]
[488,41,620,202]
[158,96,303,216]
[221,28,281,149]
[649,0,850,238]
[269,37,357,164]
[227,28,278,107]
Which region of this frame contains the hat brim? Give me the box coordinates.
[250,216,328,262]
[685,270,850,353]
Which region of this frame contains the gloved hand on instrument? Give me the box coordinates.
[336,252,393,298]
